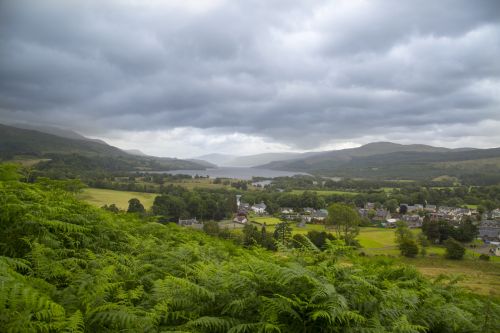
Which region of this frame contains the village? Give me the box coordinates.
[176,195,500,256]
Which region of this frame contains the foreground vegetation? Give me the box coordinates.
[1,167,500,332]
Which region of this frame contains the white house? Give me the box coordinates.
[251,202,267,214]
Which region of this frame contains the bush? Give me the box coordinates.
[399,239,419,258]
[306,230,335,250]
[203,221,220,236]
[444,238,465,260]
[479,254,490,261]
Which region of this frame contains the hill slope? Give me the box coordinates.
[258,142,500,182]
[0,124,205,173]
[1,173,498,332]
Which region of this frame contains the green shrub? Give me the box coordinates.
[479,254,490,261]
[444,238,466,260]
[399,239,419,258]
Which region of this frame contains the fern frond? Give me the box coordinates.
[187,316,238,332]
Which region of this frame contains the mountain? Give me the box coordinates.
[124,149,149,156]
[195,152,319,167]
[257,142,500,182]
[194,154,237,166]
[10,123,108,145]
[227,152,317,167]
[259,142,456,170]
[186,159,218,168]
[0,124,206,174]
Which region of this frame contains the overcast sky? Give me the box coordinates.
[1,0,500,158]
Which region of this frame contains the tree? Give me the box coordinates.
[306,230,335,250]
[260,225,276,251]
[127,198,145,214]
[395,221,418,258]
[417,233,429,257]
[203,221,220,236]
[444,238,465,260]
[326,203,360,245]
[454,218,478,242]
[399,239,419,258]
[273,221,292,247]
[242,224,261,246]
[385,199,399,213]
[152,194,187,221]
[395,221,413,244]
[102,203,120,213]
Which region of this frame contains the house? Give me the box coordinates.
[251,202,267,214]
[479,220,500,242]
[401,215,423,228]
[233,215,248,224]
[424,205,437,212]
[384,218,399,228]
[252,180,272,187]
[312,209,328,222]
[358,208,369,218]
[240,202,251,210]
[281,207,294,214]
[365,202,375,210]
[281,213,300,221]
[406,205,418,213]
[303,207,315,214]
[491,208,500,220]
[374,209,390,221]
[178,218,202,229]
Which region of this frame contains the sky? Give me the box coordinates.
[1,0,500,158]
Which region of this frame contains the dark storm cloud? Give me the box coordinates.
[1,0,500,152]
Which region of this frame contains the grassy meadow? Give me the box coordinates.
[257,223,500,296]
[80,188,157,210]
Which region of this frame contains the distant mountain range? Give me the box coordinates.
[197,141,500,182]
[3,122,500,182]
[0,124,206,173]
[258,142,465,170]
[195,152,317,167]
[256,142,500,182]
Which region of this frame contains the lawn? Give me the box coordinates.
[79,188,157,210]
[251,216,283,225]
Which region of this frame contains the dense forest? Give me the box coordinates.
[1,164,499,332]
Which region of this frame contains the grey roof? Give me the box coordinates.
[253,202,267,209]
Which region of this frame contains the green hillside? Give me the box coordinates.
[0,124,205,174]
[1,167,499,332]
[260,142,500,183]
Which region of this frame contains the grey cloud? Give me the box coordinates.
[1,0,500,151]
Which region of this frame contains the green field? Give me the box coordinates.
[79,188,157,210]
[251,216,283,225]
[255,223,500,295]
[401,257,500,297]
[290,189,360,196]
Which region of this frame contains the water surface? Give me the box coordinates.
[155,167,310,180]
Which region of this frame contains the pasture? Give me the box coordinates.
[255,223,500,295]
[80,188,157,210]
